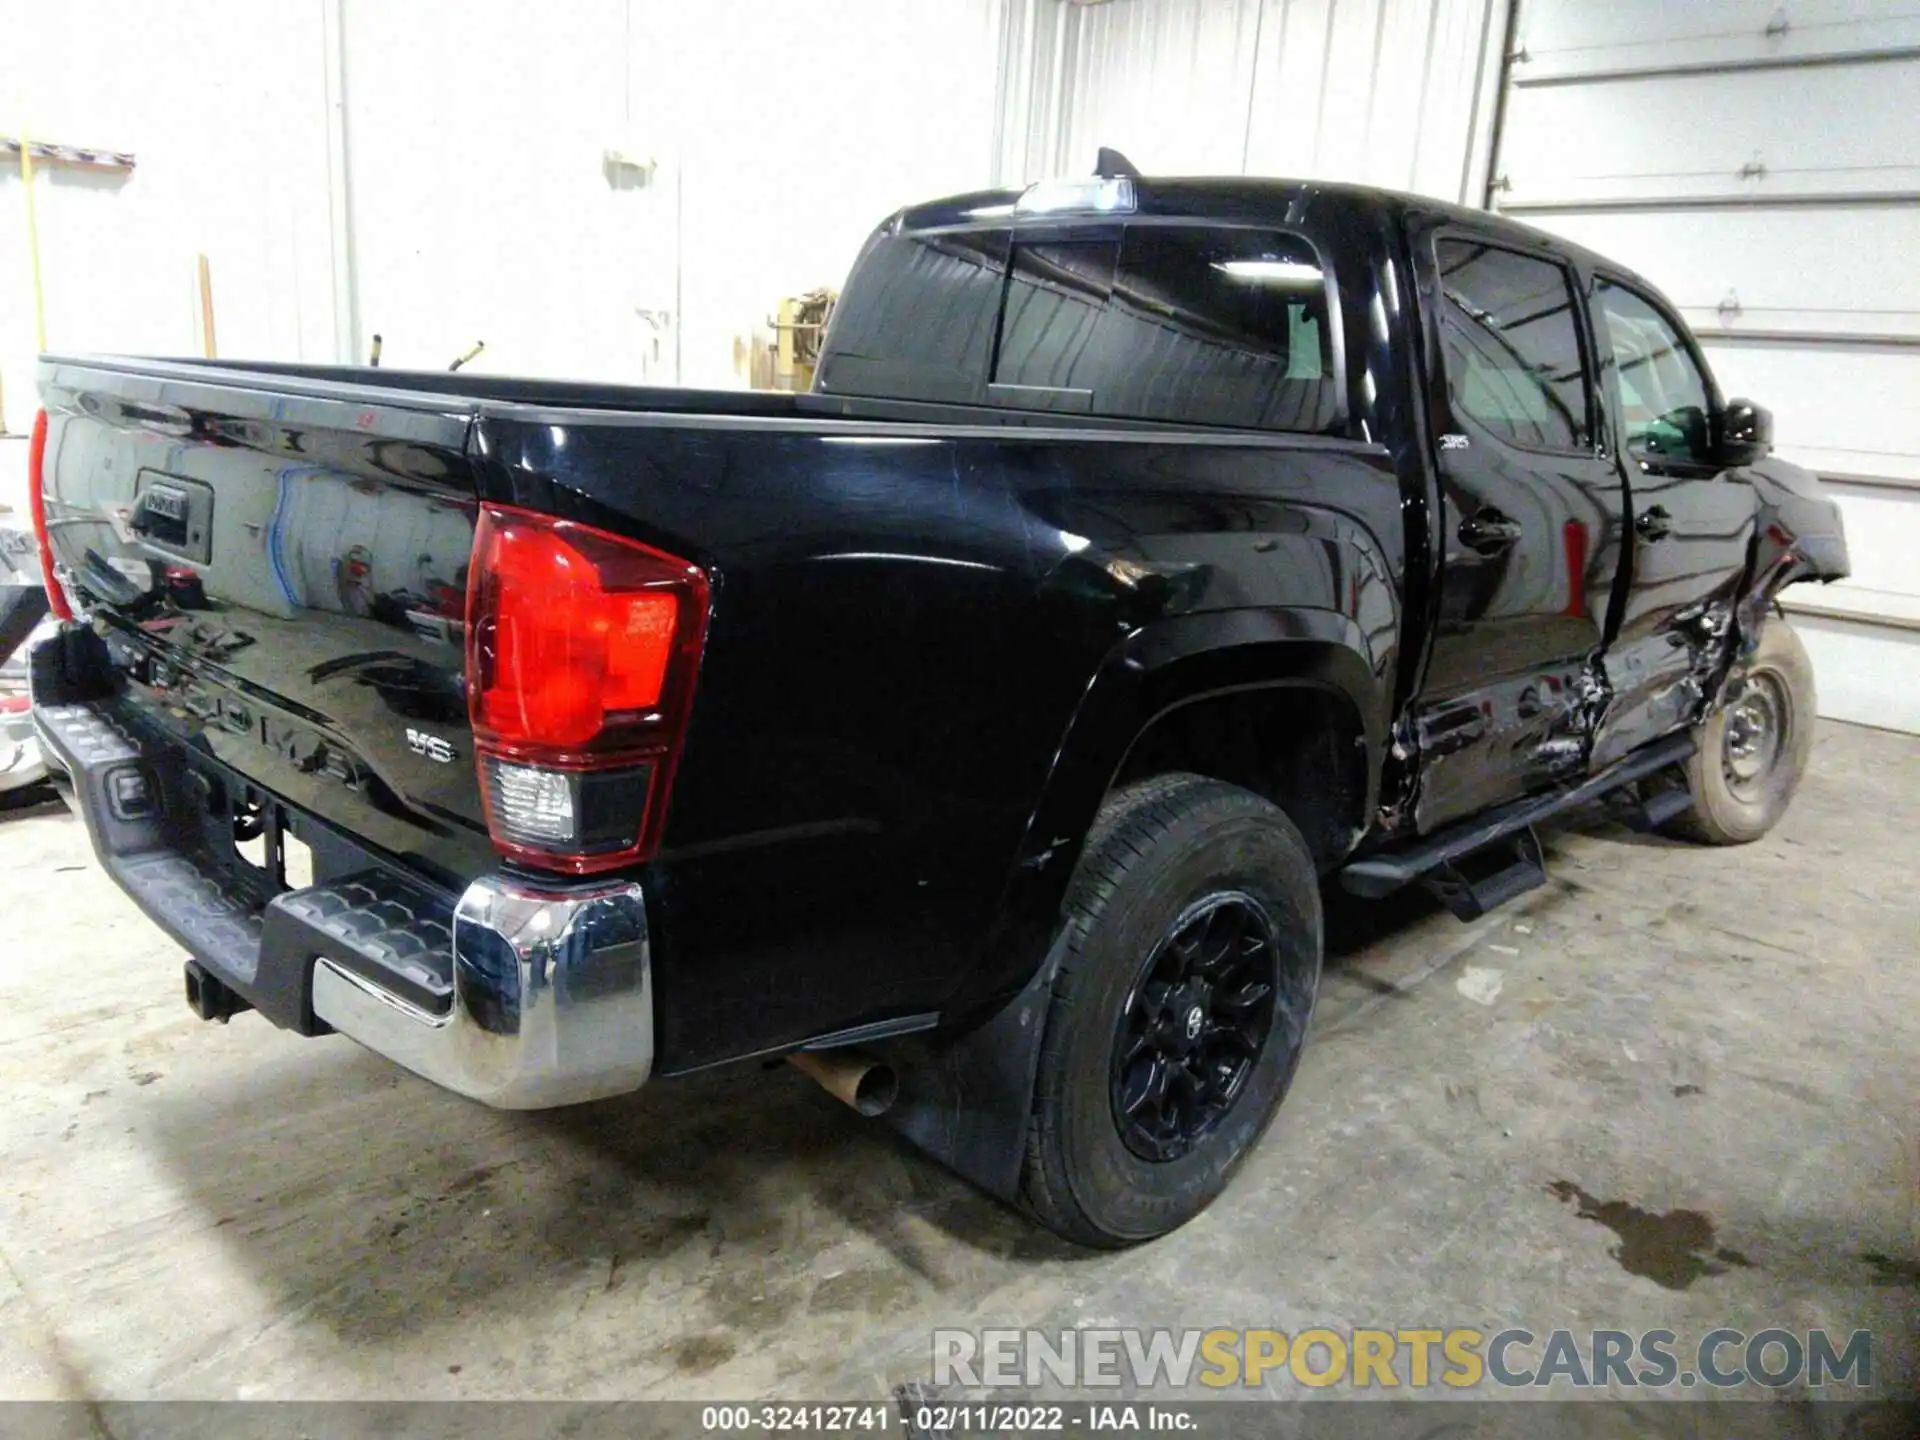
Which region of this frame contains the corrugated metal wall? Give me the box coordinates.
[995,0,1511,203]
[1492,0,1920,732]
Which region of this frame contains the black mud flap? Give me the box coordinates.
[26,620,114,705]
[0,584,50,669]
[874,929,1068,1204]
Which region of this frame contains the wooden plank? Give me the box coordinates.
[197,255,217,360]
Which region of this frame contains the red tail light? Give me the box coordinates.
[27,409,74,621]
[465,503,708,874]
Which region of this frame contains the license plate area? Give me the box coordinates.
[185,769,316,896]
[234,802,316,889]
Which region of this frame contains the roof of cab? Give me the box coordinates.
[893,175,1618,276]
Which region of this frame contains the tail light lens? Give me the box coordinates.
[27,409,74,621]
[465,504,708,874]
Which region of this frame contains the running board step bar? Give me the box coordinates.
[1606,781,1695,834]
[1340,733,1697,907]
[1421,825,1547,922]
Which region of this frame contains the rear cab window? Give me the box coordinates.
[990,233,1119,408]
[816,226,1011,404]
[819,216,1343,435]
[994,225,1340,433]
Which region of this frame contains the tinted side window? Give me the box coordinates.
[993,238,1120,394]
[1435,240,1591,451]
[816,228,1008,402]
[1593,279,1714,465]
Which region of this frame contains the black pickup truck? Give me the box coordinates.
[28,173,1847,1246]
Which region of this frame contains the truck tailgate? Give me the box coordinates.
[36,359,491,880]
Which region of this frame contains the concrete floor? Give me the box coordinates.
[0,721,1912,1405]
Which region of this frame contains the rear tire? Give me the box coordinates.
[1663,618,1816,845]
[1021,773,1322,1248]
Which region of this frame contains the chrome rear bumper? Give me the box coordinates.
[311,873,653,1109]
[34,686,655,1111]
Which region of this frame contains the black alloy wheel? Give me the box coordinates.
[1110,891,1279,1162]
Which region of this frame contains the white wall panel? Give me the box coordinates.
[2,0,1010,404]
[990,0,1079,183]
[1035,0,1508,204]
[1804,484,1920,600]
[0,0,336,430]
[342,0,1006,390]
[1699,345,1919,491]
[630,0,1006,388]
[1518,0,1920,82]
[1499,58,1920,209]
[340,0,635,379]
[1789,616,1920,735]
[1059,0,1263,176]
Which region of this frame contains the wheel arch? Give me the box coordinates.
[956,607,1390,1017]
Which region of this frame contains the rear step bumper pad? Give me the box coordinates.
[34,693,654,1110]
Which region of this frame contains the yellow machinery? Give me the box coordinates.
[768,288,837,392]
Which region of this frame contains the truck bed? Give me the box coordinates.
[34,351,1404,1071]
[53,352,1276,433]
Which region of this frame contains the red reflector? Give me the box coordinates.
[1562,519,1589,620]
[0,695,30,715]
[27,409,74,621]
[466,504,708,873]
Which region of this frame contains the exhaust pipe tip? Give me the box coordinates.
[787,1048,898,1117]
[850,1062,899,1117]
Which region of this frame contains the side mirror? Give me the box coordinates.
[1715,399,1773,467]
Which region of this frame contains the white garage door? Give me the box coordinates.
[1489,0,1920,733]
